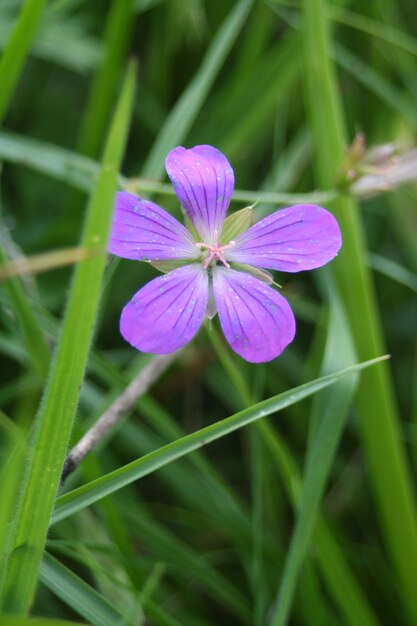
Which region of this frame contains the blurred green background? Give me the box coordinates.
[1,1,417,625]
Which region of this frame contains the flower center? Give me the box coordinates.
[196,241,235,269]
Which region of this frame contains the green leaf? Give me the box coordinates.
[51,357,386,526]
[221,206,253,244]
[183,214,200,241]
[0,61,136,614]
[150,259,195,273]
[230,263,273,284]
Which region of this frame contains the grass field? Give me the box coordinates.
[1,1,417,625]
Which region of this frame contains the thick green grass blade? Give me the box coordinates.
[0,0,47,124]
[302,1,417,623]
[40,553,131,626]
[270,295,358,625]
[142,0,253,178]
[52,358,385,525]
[0,61,136,614]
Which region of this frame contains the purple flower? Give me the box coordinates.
[109,145,341,363]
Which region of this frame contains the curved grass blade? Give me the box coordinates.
[52,357,386,526]
[0,61,136,614]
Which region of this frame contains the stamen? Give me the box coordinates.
[196,240,235,269]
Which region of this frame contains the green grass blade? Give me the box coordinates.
[0,0,47,124]
[0,616,88,626]
[120,502,251,620]
[0,129,335,205]
[335,44,417,131]
[207,321,381,626]
[368,253,417,294]
[0,61,136,614]
[270,295,358,626]
[77,0,134,159]
[52,358,386,526]
[0,240,49,379]
[329,5,417,56]
[0,129,101,192]
[40,553,131,626]
[142,0,254,178]
[302,1,417,622]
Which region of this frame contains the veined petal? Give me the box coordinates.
[225,204,341,272]
[212,267,295,363]
[165,145,234,244]
[120,264,208,354]
[109,191,199,261]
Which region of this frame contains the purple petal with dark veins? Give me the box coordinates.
[109,192,199,261]
[120,264,208,354]
[225,204,341,272]
[165,145,234,244]
[212,267,295,363]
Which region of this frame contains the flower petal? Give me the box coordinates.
[225,204,341,272]
[109,191,199,261]
[212,267,295,363]
[165,145,235,244]
[120,264,208,354]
